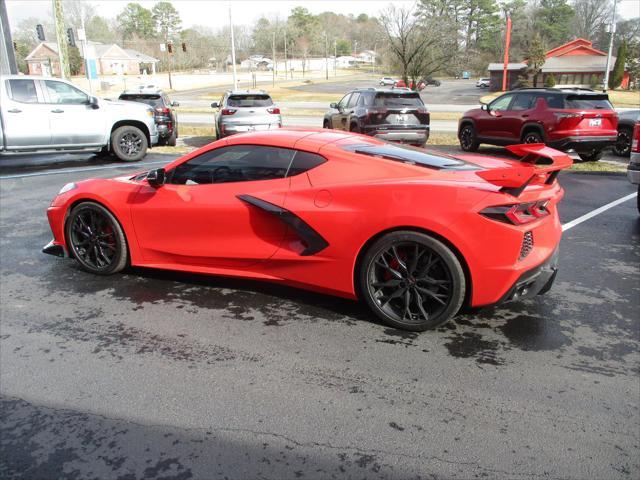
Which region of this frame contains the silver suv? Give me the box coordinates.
[211,90,281,138]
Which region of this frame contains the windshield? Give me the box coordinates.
[227,95,273,107]
[119,94,162,107]
[374,93,424,107]
[343,143,475,170]
[564,95,613,110]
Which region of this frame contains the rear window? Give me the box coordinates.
[343,143,475,170]
[564,95,613,110]
[227,95,273,107]
[119,94,163,107]
[373,92,424,107]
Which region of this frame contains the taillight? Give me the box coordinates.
[155,107,170,114]
[221,108,237,115]
[554,112,583,128]
[632,123,640,153]
[480,201,550,225]
[267,107,280,114]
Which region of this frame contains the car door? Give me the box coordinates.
[130,144,295,267]
[501,92,536,139]
[344,92,361,129]
[331,93,351,130]
[1,78,51,148]
[478,93,515,138]
[42,79,106,147]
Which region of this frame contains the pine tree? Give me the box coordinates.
[609,41,627,90]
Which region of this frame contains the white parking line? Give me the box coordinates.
[0,160,169,180]
[562,192,638,232]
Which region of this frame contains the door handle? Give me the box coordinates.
[51,109,64,113]
[7,108,21,113]
[521,114,529,118]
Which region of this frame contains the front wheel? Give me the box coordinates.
[358,231,466,331]
[459,124,479,152]
[111,125,148,162]
[65,202,128,275]
[577,149,603,162]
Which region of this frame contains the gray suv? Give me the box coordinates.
[323,88,430,146]
[211,90,282,138]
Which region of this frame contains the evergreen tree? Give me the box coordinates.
[609,41,627,90]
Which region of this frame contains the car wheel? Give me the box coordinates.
[111,125,148,162]
[166,129,177,147]
[613,128,632,156]
[522,130,543,144]
[323,120,330,129]
[65,202,128,275]
[350,123,360,133]
[577,149,603,162]
[359,231,466,331]
[459,124,479,152]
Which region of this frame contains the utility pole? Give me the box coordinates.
[334,39,337,77]
[78,17,91,92]
[52,0,70,78]
[229,3,238,90]
[272,28,276,87]
[502,13,512,92]
[324,32,328,80]
[0,0,18,74]
[284,29,288,80]
[603,0,618,91]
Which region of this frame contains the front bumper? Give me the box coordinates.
[366,126,430,145]
[497,248,559,304]
[627,160,640,185]
[548,135,617,152]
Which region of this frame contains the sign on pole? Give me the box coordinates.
[160,43,166,52]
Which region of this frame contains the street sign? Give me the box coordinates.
[86,58,98,80]
[160,43,166,52]
[77,28,86,41]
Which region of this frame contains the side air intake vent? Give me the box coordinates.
[519,231,534,260]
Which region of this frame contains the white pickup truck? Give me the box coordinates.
[0,75,159,162]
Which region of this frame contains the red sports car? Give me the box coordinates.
[44,129,571,331]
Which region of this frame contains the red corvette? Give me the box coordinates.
[44,129,571,331]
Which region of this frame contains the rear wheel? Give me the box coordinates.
[613,127,632,156]
[350,123,360,133]
[323,120,330,129]
[166,128,177,146]
[359,231,466,331]
[577,149,603,162]
[111,125,147,162]
[522,130,543,144]
[459,124,479,152]
[65,202,128,275]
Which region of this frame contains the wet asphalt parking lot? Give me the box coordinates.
[0,150,638,480]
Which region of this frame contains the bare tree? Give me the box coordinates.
[380,4,452,86]
[572,0,612,41]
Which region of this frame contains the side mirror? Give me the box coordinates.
[171,101,180,107]
[211,101,219,108]
[89,96,99,109]
[481,104,488,111]
[146,168,166,188]
[330,102,338,109]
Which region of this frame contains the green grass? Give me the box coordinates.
[569,160,627,173]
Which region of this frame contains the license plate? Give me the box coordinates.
[589,119,602,127]
[396,115,407,123]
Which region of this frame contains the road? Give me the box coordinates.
[1,151,638,479]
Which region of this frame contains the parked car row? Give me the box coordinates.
[378,77,441,89]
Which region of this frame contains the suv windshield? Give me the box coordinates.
[374,92,423,107]
[564,95,612,109]
[119,94,163,108]
[227,95,273,107]
[343,143,475,170]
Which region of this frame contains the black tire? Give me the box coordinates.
[111,125,148,162]
[577,149,603,162]
[459,124,479,152]
[521,130,543,144]
[350,123,360,133]
[166,128,177,146]
[613,127,632,157]
[358,231,466,331]
[65,202,128,275]
[323,120,330,129]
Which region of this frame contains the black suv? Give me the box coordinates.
[119,89,179,146]
[323,88,430,146]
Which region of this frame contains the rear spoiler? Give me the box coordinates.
[476,143,573,197]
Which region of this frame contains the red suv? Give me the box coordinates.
[458,88,618,161]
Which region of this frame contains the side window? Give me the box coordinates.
[490,94,514,111]
[287,151,327,176]
[44,80,89,105]
[544,95,564,109]
[511,93,535,111]
[338,93,351,109]
[169,145,295,185]
[361,92,374,106]
[347,93,360,108]
[8,79,39,103]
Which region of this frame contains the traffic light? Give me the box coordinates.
[181,42,187,52]
[167,43,173,54]
[36,24,45,41]
[66,28,76,47]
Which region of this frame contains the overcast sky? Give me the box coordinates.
[6,0,640,31]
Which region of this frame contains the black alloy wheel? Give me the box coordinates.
[359,231,465,331]
[459,124,479,152]
[111,125,148,162]
[66,202,128,275]
[523,131,543,144]
[613,128,632,157]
